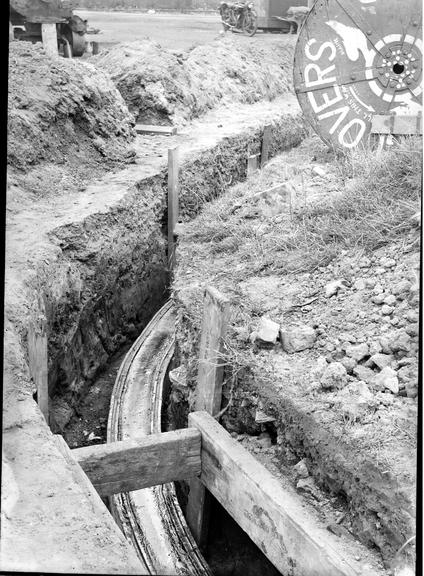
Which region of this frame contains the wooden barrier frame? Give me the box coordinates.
[59,412,364,576]
[189,411,360,576]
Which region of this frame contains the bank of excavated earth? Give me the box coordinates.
[172,135,421,574]
[4,36,305,572]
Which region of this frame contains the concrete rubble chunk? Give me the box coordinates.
[341,356,357,374]
[255,316,280,346]
[335,381,375,420]
[320,362,348,389]
[255,409,276,424]
[169,365,188,389]
[325,279,346,298]
[374,367,399,394]
[381,304,394,315]
[392,280,412,296]
[353,365,376,385]
[280,325,316,353]
[293,459,309,479]
[370,353,395,370]
[372,294,385,304]
[383,294,396,306]
[312,356,328,380]
[345,343,369,362]
[387,329,411,353]
[296,477,320,500]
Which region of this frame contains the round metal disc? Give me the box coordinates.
[293,0,422,150]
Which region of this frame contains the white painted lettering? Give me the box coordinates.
[305,39,337,62]
[304,64,337,88]
[307,86,343,113]
[318,105,350,134]
[338,119,367,148]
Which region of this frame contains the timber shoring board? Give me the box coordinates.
[136,124,177,135]
[186,285,230,548]
[195,286,230,414]
[189,411,361,576]
[371,114,423,135]
[72,428,201,496]
[27,320,49,424]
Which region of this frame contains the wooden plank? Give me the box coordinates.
[371,114,423,135]
[168,146,179,271]
[41,23,58,57]
[186,285,230,547]
[28,319,49,424]
[72,428,201,496]
[136,124,177,135]
[247,154,259,175]
[195,286,230,415]
[260,123,272,168]
[189,411,360,576]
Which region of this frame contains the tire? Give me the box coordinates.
[242,10,258,36]
[220,7,232,31]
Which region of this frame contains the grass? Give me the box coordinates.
[177,136,422,284]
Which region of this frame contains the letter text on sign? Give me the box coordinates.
[304,64,337,88]
[305,39,337,62]
[307,86,343,113]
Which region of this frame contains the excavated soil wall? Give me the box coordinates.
[42,115,306,432]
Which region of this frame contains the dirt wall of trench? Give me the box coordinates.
[18,114,306,433]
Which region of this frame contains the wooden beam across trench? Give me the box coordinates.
[72,428,201,496]
[71,414,359,575]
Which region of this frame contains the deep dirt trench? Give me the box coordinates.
[43,113,307,575]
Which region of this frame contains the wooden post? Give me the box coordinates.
[247,154,259,176]
[189,411,361,576]
[260,124,272,168]
[186,286,230,548]
[41,23,58,58]
[168,146,179,272]
[28,317,49,424]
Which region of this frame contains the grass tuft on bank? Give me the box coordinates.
[178,136,421,284]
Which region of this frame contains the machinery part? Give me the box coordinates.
[243,9,258,36]
[10,0,88,57]
[293,0,422,150]
[107,302,211,575]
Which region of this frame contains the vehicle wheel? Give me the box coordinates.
[243,10,258,36]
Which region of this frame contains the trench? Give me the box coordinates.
[45,118,306,575]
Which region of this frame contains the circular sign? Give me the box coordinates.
[293,0,423,150]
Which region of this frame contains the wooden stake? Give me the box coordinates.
[168,146,179,272]
[41,23,58,58]
[28,317,49,424]
[261,124,272,168]
[247,154,259,176]
[186,286,230,547]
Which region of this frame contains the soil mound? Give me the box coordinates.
[8,42,136,176]
[93,36,294,125]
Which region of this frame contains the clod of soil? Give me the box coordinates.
[8,41,136,195]
[93,36,295,125]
